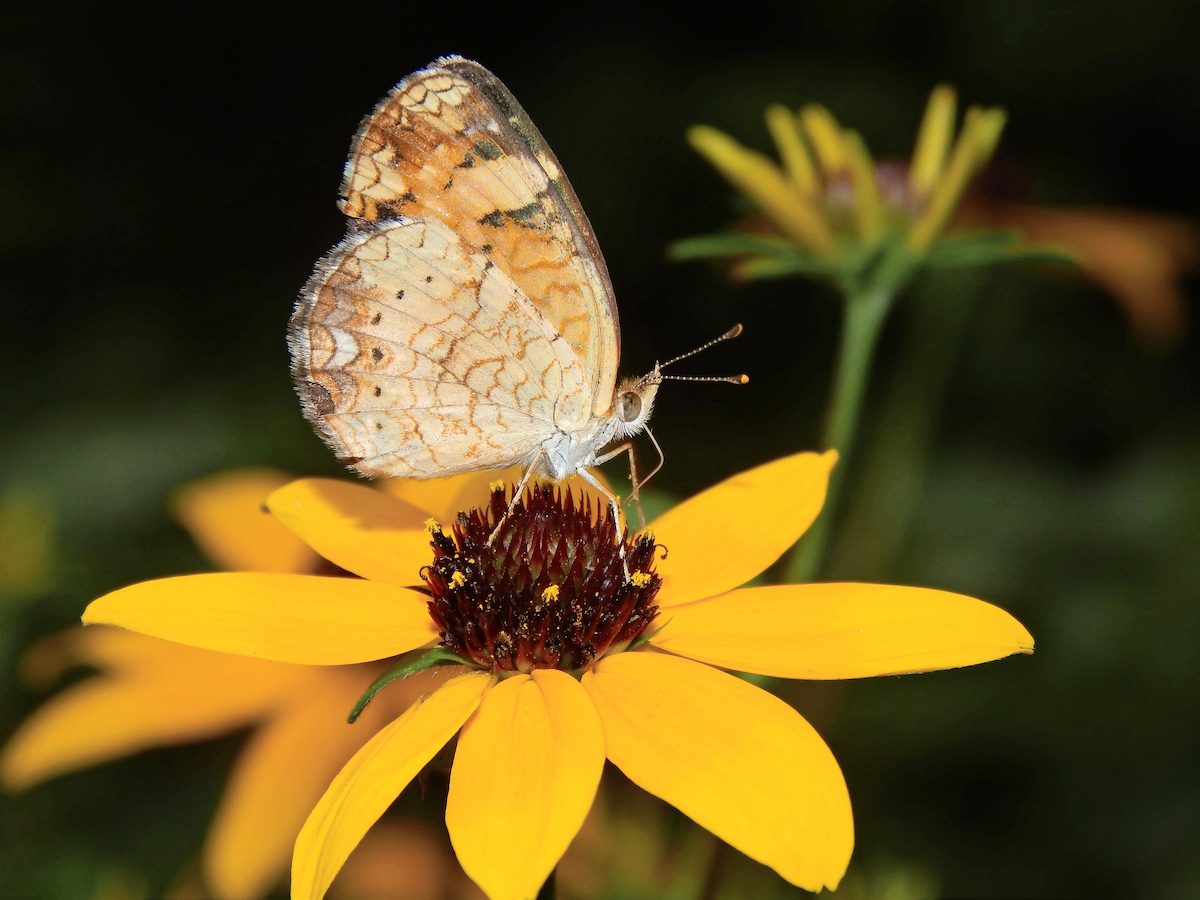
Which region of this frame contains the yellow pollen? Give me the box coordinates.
[489,480,505,493]
[449,571,467,588]
[629,572,652,587]
[541,584,560,601]
[424,517,440,534]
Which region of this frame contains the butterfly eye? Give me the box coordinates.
[618,391,642,423]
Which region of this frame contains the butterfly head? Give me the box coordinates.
[609,324,749,440]
[611,370,663,439]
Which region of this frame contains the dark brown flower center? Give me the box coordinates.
[423,484,661,673]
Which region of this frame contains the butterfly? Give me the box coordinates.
[288,56,744,534]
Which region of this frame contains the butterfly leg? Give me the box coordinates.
[593,442,646,529]
[577,468,631,579]
[486,455,542,547]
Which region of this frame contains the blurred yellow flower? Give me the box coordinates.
[2,469,456,899]
[83,453,1033,899]
[674,84,1034,283]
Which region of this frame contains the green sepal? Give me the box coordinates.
[347,647,469,723]
[924,230,1077,269]
[666,232,798,261]
[627,618,671,652]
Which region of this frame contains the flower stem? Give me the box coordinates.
[785,279,895,583]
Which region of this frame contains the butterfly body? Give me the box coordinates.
[289,57,660,496]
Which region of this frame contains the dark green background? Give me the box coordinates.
[3,3,1197,897]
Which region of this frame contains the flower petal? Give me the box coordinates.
[172,468,319,573]
[650,451,835,607]
[291,672,493,900]
[266,479,433,584]
[687,125,835,255]
[1,651,309,792]
[447,670,604,900]
[652,583,1034,679]
[83,573,438,664]
[382,469,521,522]
[383,469,615,527]
[204,667,392,900]
[583,652,852,892]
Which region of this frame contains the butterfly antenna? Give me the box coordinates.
[659,323,744,370]
[660,373,750,384]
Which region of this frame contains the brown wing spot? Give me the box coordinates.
[479,210,505,228]
[506,201,543,228]
[371,312,382,325]
[472,138,503,160]
[424,275,433,283]
[395,289,405,300]
[374,386,382,397]
[372,347,384,363]
[376,422,384,430]
[301,380,335,416]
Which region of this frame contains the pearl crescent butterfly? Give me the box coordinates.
[288,56,743,525]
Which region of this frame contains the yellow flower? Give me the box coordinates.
[82,453,1033,899]
[1,469,452,899]
[675,85,1013,280]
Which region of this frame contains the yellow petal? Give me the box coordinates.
[204,667,392,899]
[651,583,1034,679]
[650,451,835,607]
[843,129,884,241]
[83,573,437,664]
[1,651,311,792]
[583,652,852,892]
[382,468,521,521]
[909,105,1006,251]
[799,104,847,173]
[291,672,493,900]
[172,468,319,574]
[687,125,835,255]
[909,84,957,197]
[764,104,817,195]
[267,479,433,585]
[447,670,604,900]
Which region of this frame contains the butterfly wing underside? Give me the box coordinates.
[289,57,622,478]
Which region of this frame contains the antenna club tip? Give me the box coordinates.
[726,323,744,339]
[736,373,750,384]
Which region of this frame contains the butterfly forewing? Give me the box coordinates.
[337,56,621,418]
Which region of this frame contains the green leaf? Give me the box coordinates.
[347,647,469,723]
[666,232,798,261]
[925,230,1077,269]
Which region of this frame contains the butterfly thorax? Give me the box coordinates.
[535,375,660,480]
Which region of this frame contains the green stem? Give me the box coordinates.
[784,281,894,583]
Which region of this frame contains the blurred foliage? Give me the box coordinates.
[2,2,1198,898]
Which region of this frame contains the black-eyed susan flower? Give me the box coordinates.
[80,452,1033,899]
[672,84,1063,288]
[0,468,464,899]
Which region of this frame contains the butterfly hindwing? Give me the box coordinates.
[289,218,588,478]
[338,56,621,420]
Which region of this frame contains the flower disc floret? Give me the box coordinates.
[423,484,661,673]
